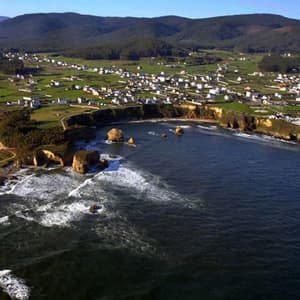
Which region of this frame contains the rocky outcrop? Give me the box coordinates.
[63,104,300,143]
[89,204,99,214]
[32,143,74,167]
[99,159,109,170]
[127,137,135,145]
[106,128,124,142]
[65,104,187,128]
[256,118,300,141]
[72,150,100,174]
[205,106,223,119]
[256,119,273,128]
[34,150,64,167]
[175,126,184,136]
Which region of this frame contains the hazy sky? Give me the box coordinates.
[1,0,300,19]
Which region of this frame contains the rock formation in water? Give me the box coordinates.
[72,150,100,174]
[127,137,135,145]
[33,150,64,167]
[175,126,184,136]
[89,204,98,214]
[106,128,124,142]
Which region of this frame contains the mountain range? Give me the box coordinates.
[0,13,299,54]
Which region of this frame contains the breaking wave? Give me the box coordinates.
[233,132,299,149]
[197,125,218,131]
[0,270,30,300]
[0,215,10,226]
[39,201,105,227]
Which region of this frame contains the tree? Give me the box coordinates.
[0,57,24,74]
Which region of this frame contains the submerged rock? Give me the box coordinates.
[72,150,100,174]
[89,204,98,214]
[99,159,109,170]
[106,128,124,142]
[175,126,184,136]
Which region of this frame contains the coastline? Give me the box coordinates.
[106,117,218,126]
[129,118,218,124]
[64,104,300,144]
[1,111,300,184]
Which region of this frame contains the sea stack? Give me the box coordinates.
[89,204,98,214]
[175,126,184,136]
[72,150,100,174]
[106,128,124,142]
[127,137,135,145]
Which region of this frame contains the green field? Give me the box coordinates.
[216,102,253,113]
[1,51,299,123]
[31,105,92,128]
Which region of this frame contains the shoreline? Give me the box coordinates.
[1,116,299,184]
[128,118,218,124]
[101,117,300,145]
[100,117,218,126]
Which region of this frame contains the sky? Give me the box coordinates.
[1,0,300,19]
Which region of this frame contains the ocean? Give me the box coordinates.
[1,122,300,300]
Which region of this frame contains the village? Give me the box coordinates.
[2,51,300,126]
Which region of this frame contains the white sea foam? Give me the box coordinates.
[100,154,123,161]
[95,164,197,208]
[197,125,218,131]
[0,216,10,226]
[0,270,30,300]
[148,131,159,136]
[0,172,34,196]
[105,140,124,145]
[39,201,105,227]
[7,170,81,201]
[68,177,95,198]
[234,132,298,145]
[159,122,191,129]
[15,211,35,223]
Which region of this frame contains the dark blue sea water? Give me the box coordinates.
[1,122,300,300]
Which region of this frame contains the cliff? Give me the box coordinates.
[32,142,74,167]
[64,104,300,143]
[210,106,300,141]
[72,150,100,174]
[65,104,196,127]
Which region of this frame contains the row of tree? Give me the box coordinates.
[0,110,65,162]
[66,38,187,60]
[0,56,24,74]
[259,55,300,73]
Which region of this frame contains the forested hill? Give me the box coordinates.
[0,13,299,53]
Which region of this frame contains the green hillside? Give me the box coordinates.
[0,13,299,54]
